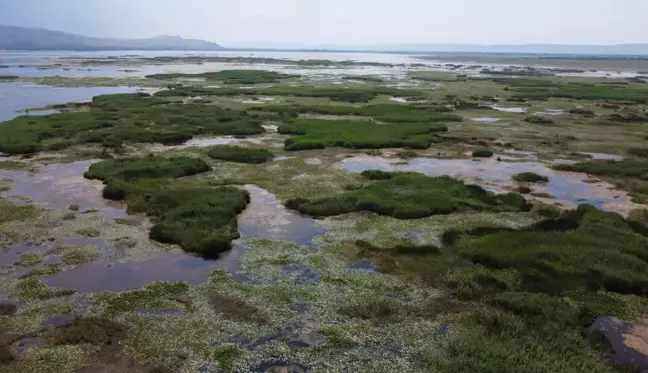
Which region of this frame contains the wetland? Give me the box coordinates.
[1,50,648,373]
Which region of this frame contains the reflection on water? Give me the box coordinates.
[0,161,127,219]
[471,117,501,123]
[340,155,637,214]
[45,185,325,292]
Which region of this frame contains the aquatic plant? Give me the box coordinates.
[279,118,446,151]
[286,173,529,218]
[207,145,274,164]
[524,115,554,125]
[512,172,549,183]
[472,149,494,158]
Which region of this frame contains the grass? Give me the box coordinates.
[261,103,461,123]
[495,78,648,103]
[0,92,266,155]
[207,145,274,164]
[155,85,427,104]
[513,172,549,183]
[342,76,384,82]
[0,161,27,170]
[84,155,211,182]
[524,115,555,125]
[16,252,42,267]
[286,173,529,219]
[456,205,648,295]
[472,149,494,158]
[146,69,299,84]
[553,159,648,179]
[49,318,125,346]
[279,118,446,151]
[57,246,100,265]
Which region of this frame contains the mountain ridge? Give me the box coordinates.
[0,25,223,51]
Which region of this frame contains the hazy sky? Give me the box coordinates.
[1,0,647,47]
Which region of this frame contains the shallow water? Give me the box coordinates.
[340,155,636,214]
[0,161,127,219]
[0,82,144,122]
[471,117,501,123]
[535,109,566,116]
[588,316,648,370]
[45,185,325,292]
[491,105,527,113]
[579,152,624,161]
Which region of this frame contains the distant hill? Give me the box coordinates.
[0,25,223,51]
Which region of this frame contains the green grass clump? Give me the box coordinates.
[147,187,250,256]
[207,145,274,164]
[472,149,494,158]
[524,115,554,125]
[97,281,190,316]
[58,246,100,265]
[50,318,125,346]
[0,75,18,80]
[286,173,529,219]
[342,76,384,82]
[568,108,595,117]
[512,172,549,183]
[84,156,211,182]
[495,78,648,103]
[0,161,27,170]
[213,345,243,372]
[16,252,42,267]
[456,205,648,295]
[0,93,265,155]
[553,159,648,179]
[146,69,298,84]
[279,118,446,151]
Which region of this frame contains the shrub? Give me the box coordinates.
[513,172,549,183]
[207,146,274,164]
[472,149,494,158]
[568,108,595,117]
[102,183,127,200]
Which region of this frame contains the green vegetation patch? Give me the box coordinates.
[84,155,211,182]
[524,115,555,125]
[207,145,274,164]
[472,149,494,158]
[513,172,549,183]
[554,159,648,179]
[49,317,125,346]
[456,205,648,295]
[279,118,446,151]
[146,69,299,84]
[286,173,529,218]
[495,78,648,103]
[56,246,100,265]
[0,92,266,155]
[16,252,43,267]
[155,85,427,104]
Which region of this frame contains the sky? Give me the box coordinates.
[1,0,647,47]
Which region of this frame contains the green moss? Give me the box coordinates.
[205,292,268,325]
[321,325,360,347]
[207,145,274,164]
[512,172,549,183]
[287,174,529,219]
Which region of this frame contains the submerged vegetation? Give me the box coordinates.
[286,172,529,218]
